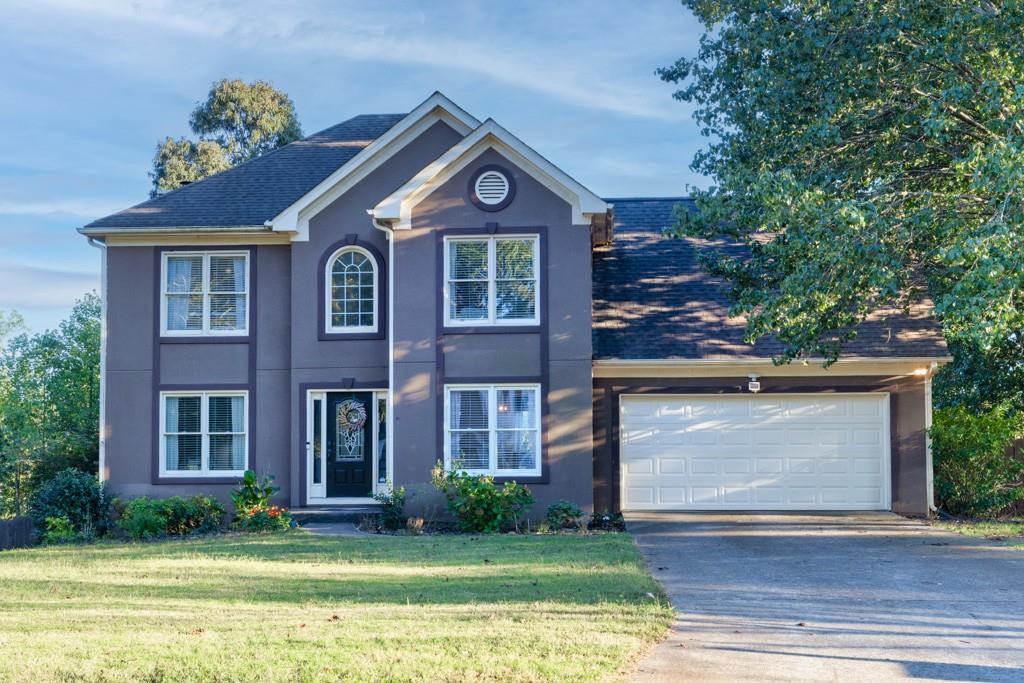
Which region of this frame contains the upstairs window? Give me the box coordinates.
[444,236,539,326]
[162,251,249,335]
[326,246,378,333]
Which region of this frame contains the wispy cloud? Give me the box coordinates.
[0,198,132,218]
[0,263,98,309]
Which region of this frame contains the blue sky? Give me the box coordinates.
[0,0,706,332]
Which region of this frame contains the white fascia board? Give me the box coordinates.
[592,356,953,378]
[271,92,480,241]
[372,119,608,230]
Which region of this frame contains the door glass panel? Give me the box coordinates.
[335,398,367,462]
[377,396,387,484]
[312,397,322,485]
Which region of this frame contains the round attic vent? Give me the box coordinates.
[469,165,515,211]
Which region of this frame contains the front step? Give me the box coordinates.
[291,506,382,525]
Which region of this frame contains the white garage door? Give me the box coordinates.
[620,394,890,510]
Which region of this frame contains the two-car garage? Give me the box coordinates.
[618,394,891,511]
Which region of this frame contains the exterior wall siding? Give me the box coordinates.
[592,375,930,516]
[395,148,595,515]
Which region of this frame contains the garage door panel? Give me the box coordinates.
[620,394,890,511]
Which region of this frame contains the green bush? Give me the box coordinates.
[30,469,109,537]
[545,500,584,529]
[431,463,534,533]
[118,498,168,540]
[41,516,77,545]
[117,495,226,540]
[373,486,407,531]
[588,510,626,532]
[230,470,292,533]
[230,470,278,510]
[932,404,1024,516]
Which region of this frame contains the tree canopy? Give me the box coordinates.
[660,1,1024,407]
[0,295,100,516]
[150,79,302,196]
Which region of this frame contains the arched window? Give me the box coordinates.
[326,246,377,333]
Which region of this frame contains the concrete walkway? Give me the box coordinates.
[627,512,1024,682]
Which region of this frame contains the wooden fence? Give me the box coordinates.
[0,517,34,550]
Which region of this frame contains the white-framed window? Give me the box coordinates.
[160,391,248,477]
[443,235,539,326]
[444,384,541,477]
[326,246,377,333]
[161,251,249,336]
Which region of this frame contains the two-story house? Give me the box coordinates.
[80,93,949,516]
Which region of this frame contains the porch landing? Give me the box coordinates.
[291,505,382,525]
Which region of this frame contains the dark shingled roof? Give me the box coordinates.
[83,114,407,230]
[593,197,948,360]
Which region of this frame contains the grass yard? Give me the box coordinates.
[932,519,1024,548]
[0,531,672,683]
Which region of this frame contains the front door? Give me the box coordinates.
[325,392,374,498]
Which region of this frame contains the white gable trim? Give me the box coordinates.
[371,119,608,231]
[270,92,480,241]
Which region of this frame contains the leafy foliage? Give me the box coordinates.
[660,1,1024,377]
[29,468,108,536]
[41,516,77,545]
[150,78,302,196]
[230,470,291,532]
[0,295,100,516]
[373,485,408,531]
[431,463,534,533]
[117,495,226,540]
[545,500,584,529]
[932,404,1024,516]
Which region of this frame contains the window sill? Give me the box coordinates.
[441,324,541,335]
[160,334,251,344]
[153,474,245,485]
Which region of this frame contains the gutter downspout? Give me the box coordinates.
[925,361,938,515]
[370,214,395,492]
[86,237,108,482]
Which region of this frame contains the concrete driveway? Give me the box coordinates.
[627,513,1024,682]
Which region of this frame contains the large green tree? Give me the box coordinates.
[150,79,302,196]
[660,1,1024,409]
[0,296,100,516]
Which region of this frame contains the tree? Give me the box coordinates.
[659,1,1024,398]
[0,295,100,516]
[150,79,302,196]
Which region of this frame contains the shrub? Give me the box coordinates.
[233,505,292,532]
[41,516,77,545]
[230,470,278,510]
[30,469,109,537]
[932,404,1024,517]
[163,495,225,535]
[117,495,226,540]
[230,471,291,532]
[431,463,534,533]
[545,500,584,529]
[118,498,168,540]
[373,486,407,530]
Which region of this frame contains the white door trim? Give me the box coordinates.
[618,392,892,511]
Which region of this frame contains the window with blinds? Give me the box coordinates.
[327,247,377,332]
[161,392,247,477]
[163,251,248,335]
[444,384,540,476]
[444,236,538,326]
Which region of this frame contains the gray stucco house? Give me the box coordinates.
[80,92,949,516]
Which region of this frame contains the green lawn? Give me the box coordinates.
[0,531,672,683]
[933,519,1024,548]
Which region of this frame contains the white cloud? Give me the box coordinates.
[0,198,134,218]
[0,263,98,308]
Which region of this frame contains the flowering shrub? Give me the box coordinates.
[230,471,292,532]
[431,462,534,533]
[233,505,292,532]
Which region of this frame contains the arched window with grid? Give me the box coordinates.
[326,246,377,333]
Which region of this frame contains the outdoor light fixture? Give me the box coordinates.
[747,374,761,393]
